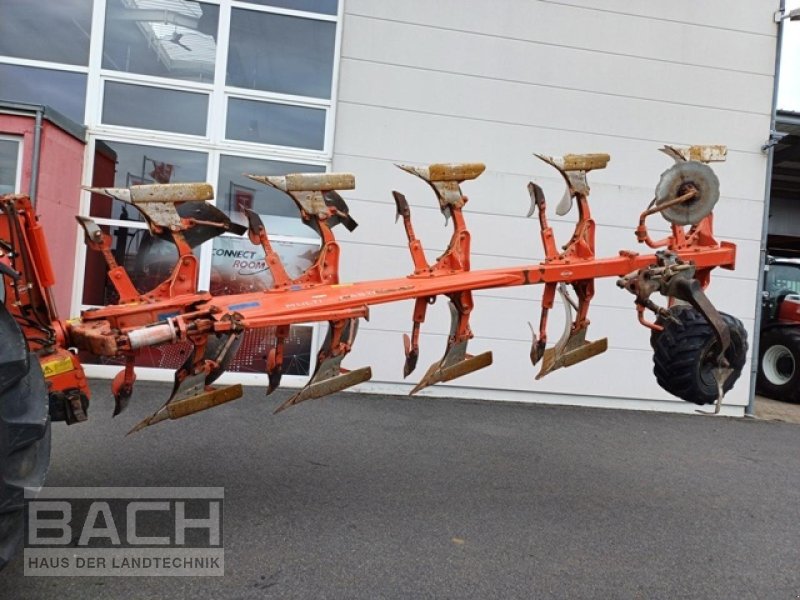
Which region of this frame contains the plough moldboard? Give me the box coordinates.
[0,144,748,436]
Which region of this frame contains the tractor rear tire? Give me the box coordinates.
[757,326,800,403]
[651,306,748,405]
[0,357,51,571]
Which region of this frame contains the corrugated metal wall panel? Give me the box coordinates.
[331,0,775,413]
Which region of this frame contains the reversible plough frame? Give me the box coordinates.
[0,145,740,434]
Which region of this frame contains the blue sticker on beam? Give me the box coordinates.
[228,301,260,311]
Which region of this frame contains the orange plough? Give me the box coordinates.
[0,145,746,436]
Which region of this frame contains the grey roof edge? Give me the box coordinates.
[0,100,86,142]
[776,109,800,127]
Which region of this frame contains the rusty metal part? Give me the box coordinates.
[48,387,89,424]
[248,172,355,192]
[397,162,485,215]
[398,163,485,183]
[246,172,358,298]
[535,284,608,379]
[654,161,720,226]
[244,209,292,288]
[323,191,358,232]
[168,202,247,247]
[526,181,546,219]
[111,357,137,416]
[402,297,431,377]
[538,153,611,172]
[85,183,214,231]
[534,153,609,216]
[266,325,289,394]
[393,192,430,274]
[130,333,226,431]
[641,187,698,219]
[412,346,493,394]
[76,216,139,303]
[67,319,120,355]
[528,322,546,367]
[275,318,370,412]
[275,364,372,413]
[696,366,735,415]
[129,182,213,203]
[129,384,244,434]
[204,331,243,385]
[126,321,178,350]
[410,299,493,395]
[659,145,727,164]
[247,173,356,224]
[411,342,492,394]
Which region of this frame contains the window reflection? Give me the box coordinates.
[103,0,218,83]
[226,326,311,376]
[210,235,319,295]
[227,8,335,99]
[0,64,87,123]
[90,140,208,221]
[226,98,325,149]
[242,0,337,16]
[0,0,93,66]
[82,224,199,305]
[0,138,21,195]
[218,154,324,237]
[102,81,209,135]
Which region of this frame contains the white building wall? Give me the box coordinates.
[331,0,776,415]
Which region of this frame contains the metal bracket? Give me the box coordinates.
[762,130,787,153]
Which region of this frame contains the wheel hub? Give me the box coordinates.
[763,344,795,386]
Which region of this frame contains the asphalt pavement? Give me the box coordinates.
[3,380,800,599]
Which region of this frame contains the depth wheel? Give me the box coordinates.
[651,306,748,405]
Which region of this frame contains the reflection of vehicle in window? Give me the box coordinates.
[132,232,182,292]
[758,257,800,403]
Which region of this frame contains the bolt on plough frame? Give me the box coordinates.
[0,144,744,434]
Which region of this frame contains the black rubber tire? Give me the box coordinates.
[651,306,748,405]
[757,326,800,403]
[0,356,51,571]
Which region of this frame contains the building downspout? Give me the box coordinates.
[747,0,787,416]
[28,106,43,206]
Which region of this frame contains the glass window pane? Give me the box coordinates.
[218,154,324,237]
[90,140,208,221]
[210,235,319,294]
[102,0,218,83]
[0,64,86,123]
[0,138,21,195]
[81,224,201,305]
[227,9,335,99]
[0,0,92,66]
[241,0,337,15]
[226,98,325,149]
[102,81,208,135]
[226,326,311,376]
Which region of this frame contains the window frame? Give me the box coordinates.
[0,135,24,194]
[0,0,344,384]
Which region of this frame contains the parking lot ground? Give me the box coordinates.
[755,394,800,424]
[3,380,800,599]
